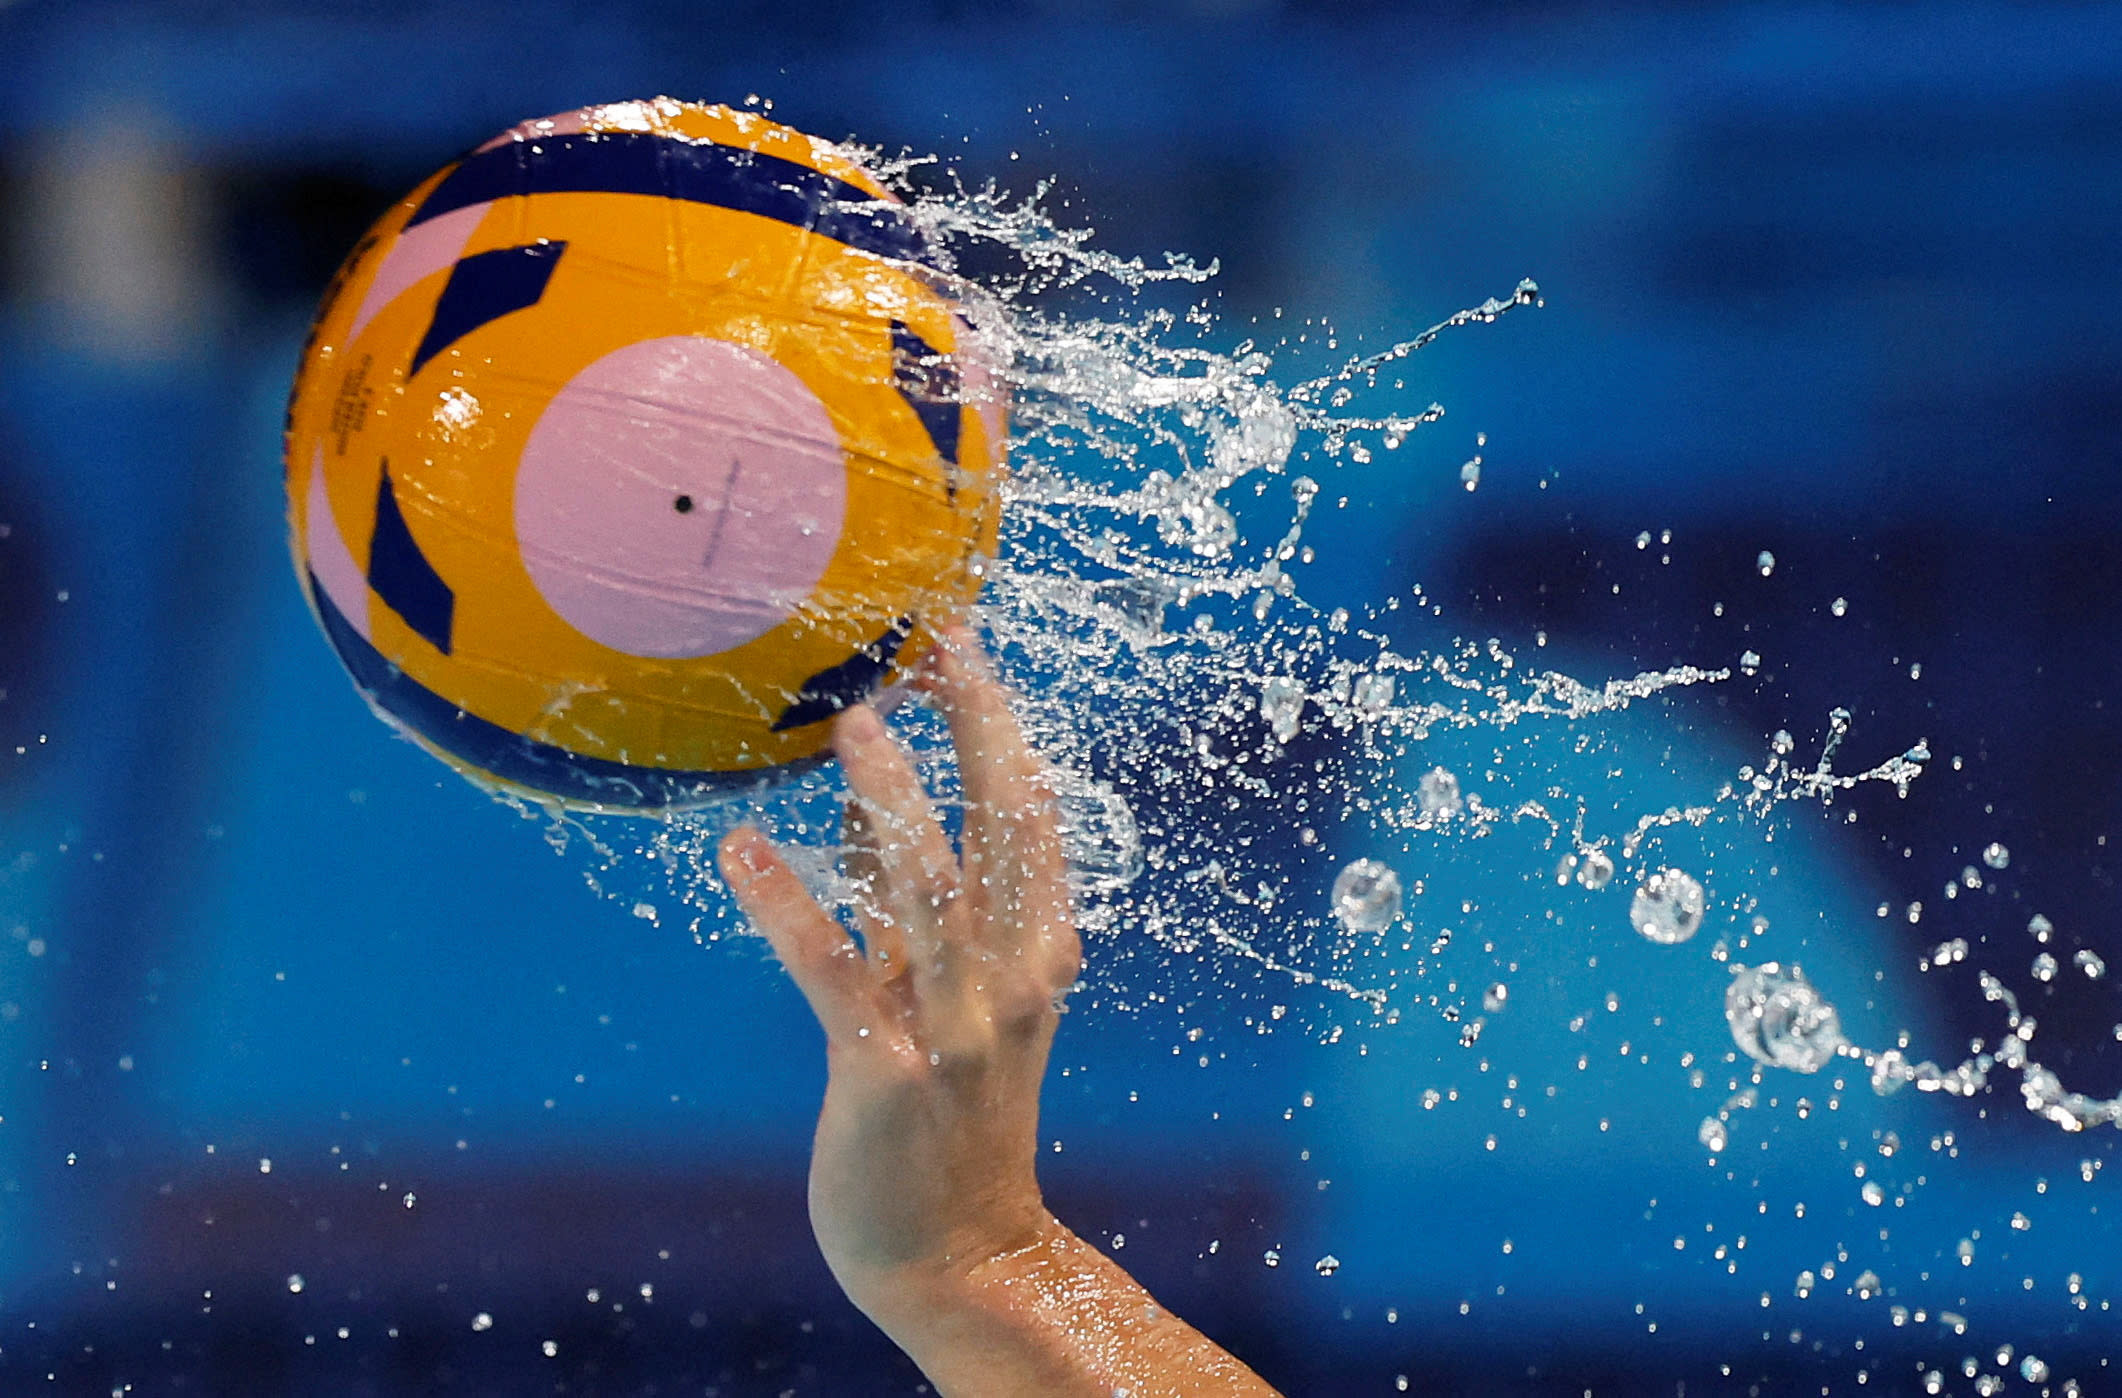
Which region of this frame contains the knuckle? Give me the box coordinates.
[926,1037,996,1085]
[991,978,1060,1035]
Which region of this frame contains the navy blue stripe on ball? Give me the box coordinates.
[889,319,962,468]
[771,619,913,732]
[407,131,936,269]
[310,574,808,809]
[408,240,567,377]
[366,464,456,655]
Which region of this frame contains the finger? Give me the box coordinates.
[924,629,1069,935]
[720,827,889,1046]
[840,799,911,978]
[832,704,962,968]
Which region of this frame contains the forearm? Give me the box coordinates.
[855,1218,1282,1398]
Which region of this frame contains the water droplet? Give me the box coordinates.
[1459,460,1481,491]
[1830,596,1847,617]
[1739,649,1762,676]
[472,1313,493,1332]
[1164,495,1237,559]
[2074,949,2105,980]
[286,1274,305,1294]
[1259,676,1304,743]
[1726,962,1846,1073]
[1314,1254,1340,1276]
[1482,982,1509,1013]
[1263,1249,1281,1268]
[1351,671,1395,716]
[1331,859,1402,933]
[1756,550,1776,577]
[2032,952,2058,983]
[1698,1116,1728,1153]
[1417,767,1463,820]
[2020,1356,2050,1384]
[1982,842,2010,870]
[1629,868,1706,945]
[1861,1180,1885,1206]
[1051,771,1144,896]
[1575,848,1615,890]
[1094,576,1174,638]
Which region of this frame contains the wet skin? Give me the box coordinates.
[720,629,1280,1398]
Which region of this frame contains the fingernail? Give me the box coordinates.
[836,704,884,745]
[921,629,969,683]
[722,828,771,879]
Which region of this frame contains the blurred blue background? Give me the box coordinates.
[3,2,2121,1393]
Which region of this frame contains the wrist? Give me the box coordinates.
[837,1218,1281,1397]
[834,1207,1070,1331]
[848,1218,1107,1398]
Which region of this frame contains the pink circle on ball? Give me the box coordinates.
[515,336,848,658]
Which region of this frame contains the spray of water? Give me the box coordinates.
[532,169,1902,1019]
[491,154,2120,1390]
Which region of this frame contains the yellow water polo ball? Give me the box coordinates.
[285,98,1006,811]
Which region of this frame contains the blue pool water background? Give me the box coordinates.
[3,3,2122,1392]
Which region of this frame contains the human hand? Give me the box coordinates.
[718,629,1082,1311]
[721,632,1277,1396]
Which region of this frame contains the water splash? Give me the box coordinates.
[1725,962,1846,1072]
[1629,867,1707,946]
[507,162,2122,1191]
[412,155,2122,1398]
[514,166,1925,1036]
[1330,859,1403,935]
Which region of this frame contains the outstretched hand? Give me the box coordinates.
[719,629,1080,1301]
[719,629,1277,1397]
